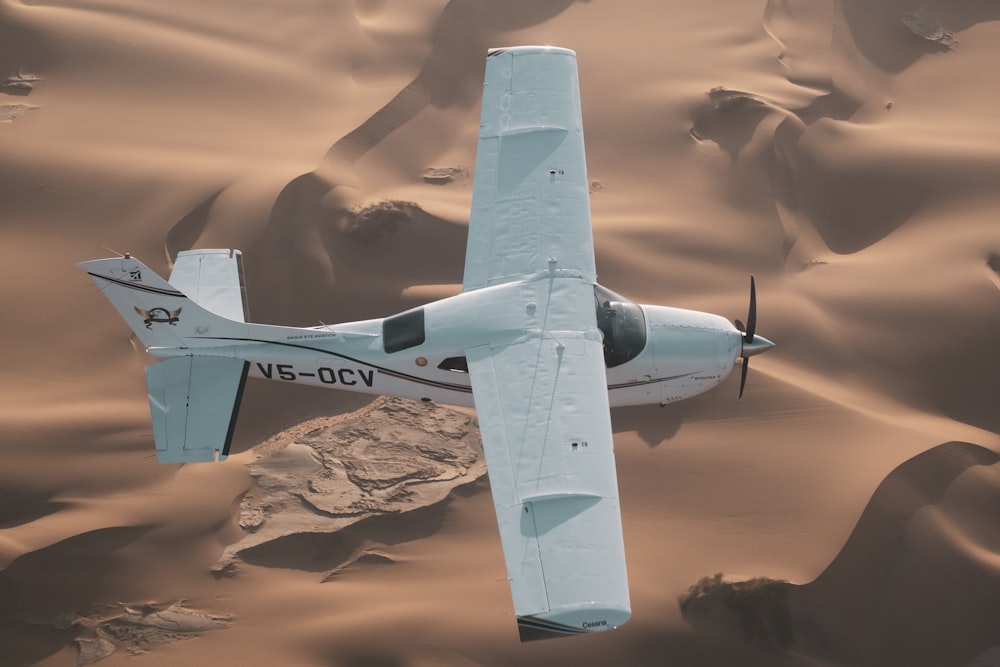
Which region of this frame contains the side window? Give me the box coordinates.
[383,308,425,353]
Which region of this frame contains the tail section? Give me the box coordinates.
[80,252,254,463]
[78,254,250,352]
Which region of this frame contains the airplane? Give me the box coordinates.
[79,46,774,641]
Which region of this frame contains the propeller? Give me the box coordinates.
[734,276,774,399]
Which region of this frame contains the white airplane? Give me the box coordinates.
[80,46,773,641]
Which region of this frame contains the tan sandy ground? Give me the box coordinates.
[1,1,999,665]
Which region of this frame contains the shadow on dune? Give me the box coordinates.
[164,188,225,263]
[679,441,1000,667]
[0,525,152,665]
[681,4,1000,435]
[0,9,51,79]
[249,187,469,325]
[247,0,581,323]
[689,82,925,258]
[324,0,581,167]
[804,441,998,597]
[837,0,1000,74]
[789,441,1000,667]
[691,0,1000,259]
[0,493,67,530]
[162,0,584,326]
[611,403,688,447]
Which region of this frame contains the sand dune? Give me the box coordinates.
[2,0,999,665]
[792,441,1000,666]
[678,442,1000,664]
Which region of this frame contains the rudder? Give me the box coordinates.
[168,249,250,323]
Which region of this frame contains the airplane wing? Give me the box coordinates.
[463,47,630,640]
[465,281,630,640]
[462,46,597,291]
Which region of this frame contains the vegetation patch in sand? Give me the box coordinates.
[422,165,469,185]
[2,70,42,93]
[679,573,794,650]
[337,199,420,244]
[901,9,957,49]
[706,86,768,113]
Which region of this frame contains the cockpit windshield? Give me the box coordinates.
[594,285,647,368]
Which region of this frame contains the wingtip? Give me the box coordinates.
[516,616,588,642]
[487,45,576,58]
[515,604,630,642]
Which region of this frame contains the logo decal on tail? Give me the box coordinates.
[134,306,182,329]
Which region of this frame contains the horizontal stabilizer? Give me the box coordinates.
[146,356,249,463]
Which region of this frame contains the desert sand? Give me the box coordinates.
[1,0,999,665]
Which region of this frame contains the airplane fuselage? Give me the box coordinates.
[150,279,744,410]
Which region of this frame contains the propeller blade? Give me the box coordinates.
[735,318,746,334]
[739,276,759,398]
[739,358,749,400]
[745,275,757,343]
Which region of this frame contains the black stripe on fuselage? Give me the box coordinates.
[608,372,697,390]
[189,338,700,396]
[199,336,474,394]
[87,272,185,297]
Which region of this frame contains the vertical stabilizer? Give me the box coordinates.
[168,249,249,323]
[78,255,250,351]
[80,254,255,462]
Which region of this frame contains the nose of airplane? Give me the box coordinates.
[741,334,775,358]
